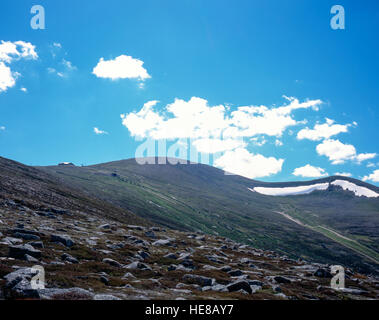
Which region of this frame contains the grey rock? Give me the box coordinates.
[30,241,44,248]
[226,281,252,294]
[24,254,39,262]
[127,225,146,231]
[122,272,136,279]
[145,231,156,239]
[183,274,212,287]
[220,266,232,272]
[228,269,244,277]
[164,253,178,260]
[61,253,79,264]
[4,267,40,299]
[125,261,152,271]
[138,251,150,260]
[94,294,121,300]
[9,244,42,259]
[51,234,74,247]
[100,275,109,285]
[38,287,94,300]
[314,268,332,278]
[249,280,264,287]
[274,276,292,284]
[1,237,23,245]
[102,258,123,268]
[14,232,40,241]
[153,239,172,246]
[168,265,177,271]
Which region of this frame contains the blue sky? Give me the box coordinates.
[0,0,378,184]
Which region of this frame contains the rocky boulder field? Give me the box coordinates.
[0,200,378,300]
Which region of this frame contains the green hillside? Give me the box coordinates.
[39,157,379,274]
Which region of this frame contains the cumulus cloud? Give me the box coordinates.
[92,55,150,82]
[0,40,37,63]
[0,62,16,92]
[94,127,108,135]
[335,172,352,177]
[214,148,284,179]
[292,164,328,178]
[121,96,322,142]
[316,139,376,165]
[20,87,27,92]
[0,40,37,93]
[0,126,5,131]
[297,118,351,141]
[363,170,379,183]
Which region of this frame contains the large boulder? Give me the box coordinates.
[3,267,41,299]
[274,276,292,284]
[38,287,94,300]
[14,232,40,241]
[226,280,252,294]
[9,244,42,260]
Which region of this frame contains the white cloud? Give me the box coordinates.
[92,55,150,82]
[297,118,351,141]
[62,59,76,71]
[250,136,267,146]
[275,139,283,146]
[363,170,379,182]
[121,96,322,142]
[292,164,328,178]
[0,40,37,63]
[53,42,62,48]
[316,139,376,165]
[0,62,16,92]
[47,59,76,78]
[214,148,284,179]
[334,172,352,177]
[0,126,5,131]
[224,96,322,138]
[94,127,108,135]
[20,87,27,93]
[355,153,377,163]
[0,41,37,93]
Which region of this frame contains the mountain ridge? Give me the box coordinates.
[37,156,379,274]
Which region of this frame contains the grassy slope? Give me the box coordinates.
[0,156,148,226]
[39,158,379,274]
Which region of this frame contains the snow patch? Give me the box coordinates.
[250,180,379,198]
[331,180,379,198]
[251,183,329,196]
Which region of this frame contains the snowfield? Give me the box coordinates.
[331,180,379,198]
[250,180,379,198]
[250,183,329,196]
